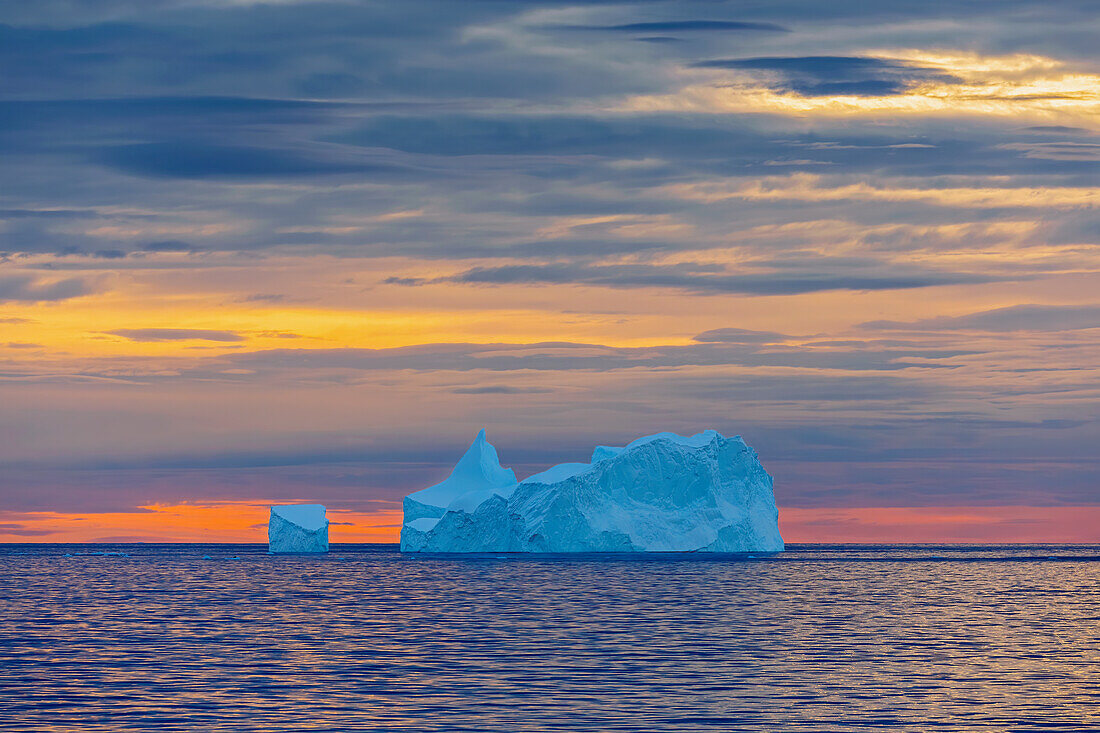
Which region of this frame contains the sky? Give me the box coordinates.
[1,0,1098,543]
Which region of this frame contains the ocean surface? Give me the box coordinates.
[2,544,1098,732]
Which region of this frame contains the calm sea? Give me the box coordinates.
[2,544,1098,732]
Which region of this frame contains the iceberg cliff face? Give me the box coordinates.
[268,504,329,553]
[400,430,783,553]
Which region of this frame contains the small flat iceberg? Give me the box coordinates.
[268,504,329,553]
[401,429,783,553]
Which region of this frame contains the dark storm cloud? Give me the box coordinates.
[863,304,1100,332]
[106,328,245,342]
[0,274,100,302]
[691,56,959,96]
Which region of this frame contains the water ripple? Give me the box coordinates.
[1,544,1098,732]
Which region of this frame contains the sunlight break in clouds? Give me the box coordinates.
[620,51,1100,126]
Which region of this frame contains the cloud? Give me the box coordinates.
[92,249,127,259]
[98,142,395,180]
[662,175,1100,209]
[435,262,1012,296]
[382,276,427,286]
[238,293,287,303]
[0,523,54,537]
[693,328,788,344]
[213,340,976,376]
[0,274,100,302]
[249,330,304,339]
[106,328,245,342]
[627,49,1100,120]
[998,142,1100,161]
[329,115,774,158]
[669,373,936,404]
[862,304,1100,332]
[141,240,196,253]
[556,20,789,33]
[690,55,959,97]
[450,385,553,394]
[1023,125,1093,134]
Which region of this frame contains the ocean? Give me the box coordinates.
[2,544,1097,732]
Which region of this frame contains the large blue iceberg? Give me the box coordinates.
[401,429,783,553]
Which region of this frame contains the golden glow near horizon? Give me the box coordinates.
[0,503,403,543]
[0,294,700,362]
[4,504,1099,543]
[0,255,705,361]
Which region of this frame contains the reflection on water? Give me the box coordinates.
[2,544,1098,732]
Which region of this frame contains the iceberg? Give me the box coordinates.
[403,428,517,525]
[268,504,329,553]
[400,429,783,553]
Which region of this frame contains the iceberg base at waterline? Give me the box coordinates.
[268,504,329,553]
[400,429,783,554]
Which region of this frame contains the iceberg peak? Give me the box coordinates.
[403,430,517,524]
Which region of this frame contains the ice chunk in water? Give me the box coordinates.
[268,504,329,553]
